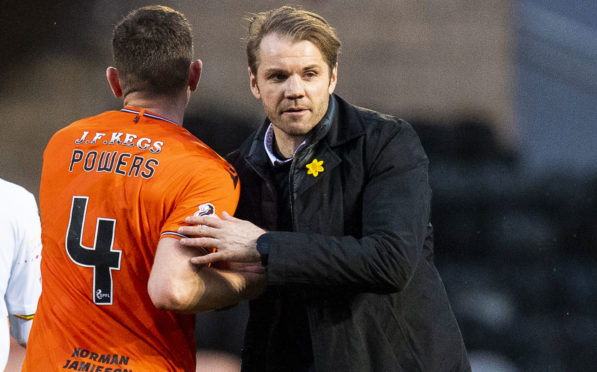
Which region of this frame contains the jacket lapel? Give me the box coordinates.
[293,142,341,198]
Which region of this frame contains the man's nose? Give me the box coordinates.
[284,75,305,99]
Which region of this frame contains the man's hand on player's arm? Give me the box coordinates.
[148,237,265,313]
[178,212,265,265]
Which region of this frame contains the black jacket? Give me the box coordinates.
[229,95,470,372]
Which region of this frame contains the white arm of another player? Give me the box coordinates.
[9,315,32,346]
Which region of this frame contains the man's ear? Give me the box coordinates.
[248,67,261,100]
[328,63,338,95]
[188,59,203,92]
[106,67,123,97]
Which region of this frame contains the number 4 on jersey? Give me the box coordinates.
[66,196,121,305]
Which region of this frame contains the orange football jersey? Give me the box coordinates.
[23,108,240,371]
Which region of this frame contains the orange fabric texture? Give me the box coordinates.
[24,108,240,371]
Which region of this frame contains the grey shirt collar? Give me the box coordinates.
[263,124,307,167]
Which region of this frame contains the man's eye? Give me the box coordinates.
[270,74,287,81]
[304,72,316,78]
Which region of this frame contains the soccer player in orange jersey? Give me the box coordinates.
[23,6,263,371]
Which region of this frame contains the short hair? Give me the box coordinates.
[245,6,341,75]
[112,5,193,96]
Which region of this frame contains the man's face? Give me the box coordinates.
[249,33,337,140]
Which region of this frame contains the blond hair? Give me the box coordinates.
[245,6,341,74]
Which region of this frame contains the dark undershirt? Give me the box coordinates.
[266,142,314,371]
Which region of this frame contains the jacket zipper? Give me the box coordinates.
[288,157,296,230]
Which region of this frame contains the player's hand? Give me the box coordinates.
[178,212,265,265]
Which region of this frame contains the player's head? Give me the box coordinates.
[245,6,341,76]
[111,5,194,97]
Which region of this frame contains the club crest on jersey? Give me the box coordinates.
[194,203,215,217]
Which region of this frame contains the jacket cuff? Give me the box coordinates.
[256,234,270,266]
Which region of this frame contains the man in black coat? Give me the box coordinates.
[179,6,471,371]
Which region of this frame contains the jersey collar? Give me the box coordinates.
[121,107,178,125]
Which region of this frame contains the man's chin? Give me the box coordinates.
[284,122,316,137]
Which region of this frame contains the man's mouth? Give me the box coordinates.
[283,107,308,114]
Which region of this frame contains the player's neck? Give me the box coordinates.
[123,90,188,126]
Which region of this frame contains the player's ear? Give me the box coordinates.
[249,66,261,99]
[188,59,202,92]
[106,67,123,98]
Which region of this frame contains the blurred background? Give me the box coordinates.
[1,0,596,371]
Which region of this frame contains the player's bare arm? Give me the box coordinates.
[148,237,265,313]
[178,212,265,265]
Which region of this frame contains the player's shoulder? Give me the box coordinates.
[167,130,228,163]
[0,178,36,209]
[179,144,234,178]
[73,110,126,128]
[66,110,118,125]
[0,178,34,200]
[162,135,237,179]
[49,110,120,139]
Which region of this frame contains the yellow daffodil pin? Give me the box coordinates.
[306,158,324,177]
